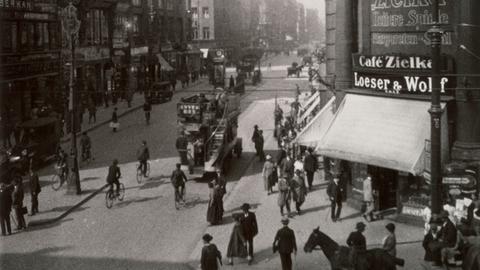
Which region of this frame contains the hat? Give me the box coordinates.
[385,223,395,232]
[281,216,289,224]
[356,222,366,230]
[266,154,272,160]
[254,125,258,128]
[241,203,251,211]
[202,233,213,242]
[429,214,443,224]
[440,210,449,219]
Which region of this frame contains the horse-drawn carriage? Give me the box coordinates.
[287,62,303,78]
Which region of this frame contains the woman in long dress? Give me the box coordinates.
[262,155,275,195]
[291,169,307,215]
[207,181,223,225]
[226,215,248,265]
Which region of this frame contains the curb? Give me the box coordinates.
[28,183,109,227]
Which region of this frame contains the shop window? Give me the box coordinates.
[85,9,109,45]
[399,173,430,211]
[101,11,109,45]
[166,0,173,10]
[49,23,59,49]
[193,27,198,39]
[158,0,165,9]
[191,7,198,18]
[202,27,209,40]
[132,0,141,6]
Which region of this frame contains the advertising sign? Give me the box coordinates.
[369,0,455,54]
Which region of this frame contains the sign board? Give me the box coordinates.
[131,46,148,56]
[369,0,456,54]
[442,176,473,185]
[402,205,424,217]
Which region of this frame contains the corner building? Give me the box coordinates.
[320,0,480,224]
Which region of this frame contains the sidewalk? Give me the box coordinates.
[187,101,426,270]
[23,78,210,227]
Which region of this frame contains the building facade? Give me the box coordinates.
[320,0,480,224]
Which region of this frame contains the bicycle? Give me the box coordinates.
[174,184,186,210]
[51,165,70,191]
[136,160,151,183]
[105,181,125,208]
[81,147,93,164]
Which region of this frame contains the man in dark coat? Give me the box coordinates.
[201,233,222,270]
[240,203,258,264]
[12,180,26,230]
[429,211,458,266]
[106,159,121,196]
[136,140,150,177]
[251,125,260,156]
[29,167,41,215]
[273,216,297,270]
[347,222,368,270]
[0,182,13,236]
[254,130,265,162]
[326,176,343,222]
[303,148,318,190]
[176,132,188,165]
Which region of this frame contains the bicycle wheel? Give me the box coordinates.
[51,174,62,190]
[145,162,151,177]
[117,183,125,201]
[105,190,114,208]
[136,166,143,184]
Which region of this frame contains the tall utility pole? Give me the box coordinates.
[428,0,444,215]
[61,1,81,195]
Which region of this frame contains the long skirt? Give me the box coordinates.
[207,198,223,225]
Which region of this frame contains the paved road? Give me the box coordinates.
[1,55,309,270]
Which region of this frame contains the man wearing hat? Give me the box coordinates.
[327,176,344,222]
[200,233,222,270]
[303,148,318,190]
[428,210,457,266]
[273,216,297,270]
[240,203,258,264]
[251,125,260,155]
[347,222,368,270]
[262,154,275,195]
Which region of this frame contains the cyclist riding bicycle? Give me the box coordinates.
[137,140,150,177]
[143,101,152,124]
[106,159,121,196]
[171,163,188,202]
[80,131,92,161]
[56,148,68,180]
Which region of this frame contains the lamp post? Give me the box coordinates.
[428,0,444,215]
[61,1,81,195]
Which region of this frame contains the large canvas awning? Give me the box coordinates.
[316,93,448,175]
[298,92,321,123]
[295,97,336,148]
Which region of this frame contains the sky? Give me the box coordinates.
[298,0,325,23]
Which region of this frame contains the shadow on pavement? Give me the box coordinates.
[337,212,363,222]
[113,196,163,208]
[0,248,196,270]
[42,205,90,214]
[26,218,74,232]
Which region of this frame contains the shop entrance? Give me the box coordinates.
[368,166,398,211]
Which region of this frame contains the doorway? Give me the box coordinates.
[368,166,398,211]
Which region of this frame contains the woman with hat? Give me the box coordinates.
[226,214,248,265]
[383,223,397,257]
[207,180,224,225]
[201,233,222,270]
[291,169,307,215]
[262,154,276,195]
[347,222,368,270]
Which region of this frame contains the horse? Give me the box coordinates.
[304,227,405,270]
[287,65,303,77]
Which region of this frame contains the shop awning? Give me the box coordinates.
[298,92,321,123]
[295,97,336,148]
[316,93,446,175]
[156,54,174,71]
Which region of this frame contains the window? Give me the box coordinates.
[166,0,173,10]
[191,7,197,18]
[193,27,198,39]
[2,22,14,52]
[132,0,141,6]
[202,7,209,18]
[202,27,209,39]
[132,15,140,33]
[85,9,109,45]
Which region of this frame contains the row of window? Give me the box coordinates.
[190,7,209,19]
[136,0,174,10]
[192,27,210,40]
[83,9,109,46]
[1,21,60,52]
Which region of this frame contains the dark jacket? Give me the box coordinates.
[241,211,258,240]
[303,154,318,172]
[347,231,366,251]
[254,135,264,149]
[171,169,187,187]
[111,111,118,123]
[273,226,297,254]
[440,219,457,247]
[326,181,343,202]
[12,185,24,207]
[0,185,13,215]
[143,103,151,112]
[251,129,260,143]
[227,223,247,258]
[106,165,121,183]
[176,136,188,150]
[29,173,41,195]
[201,244,222,270]
[137,145,150,161]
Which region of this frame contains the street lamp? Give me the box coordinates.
[60,1,81,195]
[428,0,444,215]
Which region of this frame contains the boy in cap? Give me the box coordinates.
[273,216,297,270]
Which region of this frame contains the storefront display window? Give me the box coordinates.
[398,173,430,217]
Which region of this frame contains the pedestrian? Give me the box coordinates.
[176,132,188,165]
[80,132,92,162]
[251,125,260,155]
[29,165,41,215]
[362,174,375,222]
[229,75,235,89]
[136,140,150,177]
[240,203,258,264]
[171,77,177,91]
[326,176,343,222]
[88,102,97,123]
[303,148,318,190]
[347,222,369,270]
[383,223,397,257]
[254,130,265,162]
[193,137,204,165]
[262,155,275,195]
[226,214,248,265]
[143,101,152,124]
[12,179,26,230]
[428,211,457,266]
[0,182,13,236]
[273,216,297,270]
[110,107,119,132]
[423,221,440,262]
[201,233,222,270]
[291,170,307,215]
[279,153,294,180]
[293,155,304,173]
[207,181,224,225]
[277,177,291,216]
[106,159,121,196]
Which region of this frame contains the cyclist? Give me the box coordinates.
[143,101,152,124]
[171,163,187,202]
[106,159,121,196]
[80,132,92,161]
[56,147,68,180]
[136,140,150,177]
